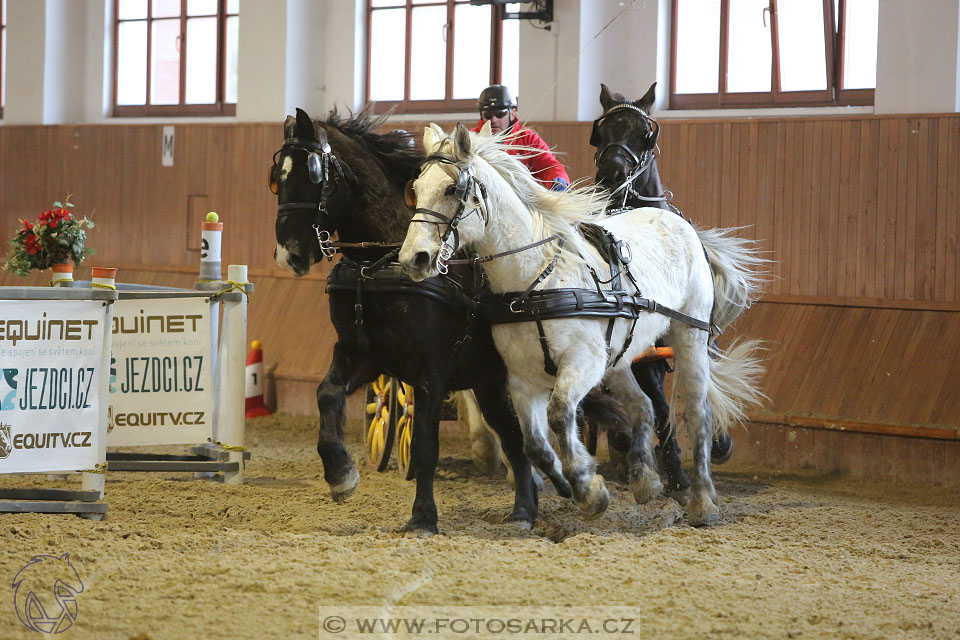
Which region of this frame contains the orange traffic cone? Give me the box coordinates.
[245,340,273,418]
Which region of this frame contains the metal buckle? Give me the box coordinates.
[314,225,337,260]
[509,299,523,314]
[437,242,454,275]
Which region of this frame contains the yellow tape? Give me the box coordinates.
[211,280,250,300]
[83,462,108,474]
[208,438,247,452]
[49,277,74,287]
[90,282,117,290]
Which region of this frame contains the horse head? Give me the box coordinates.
[591,82,659,193]
[400,123,490,281]
[272,107,422,276]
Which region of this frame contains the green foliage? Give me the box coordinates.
[3,195,96,277]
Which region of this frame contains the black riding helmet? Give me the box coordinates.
[477,85,517,111]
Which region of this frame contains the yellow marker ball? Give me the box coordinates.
[205,211,219,223]
[251,340,262,350]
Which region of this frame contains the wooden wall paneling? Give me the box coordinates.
[931,330,960,423]
[876,119,892,300]
[843,307,895,416]
[883,118,900,299]
[798,121,814,294]
[894,119,909,299]
[742,121,758,234]
[905,118,920,301]
[772,122,787,295]
[719,122,734,228]
[788,120,803,295]
[947,118,960,302]
[911,311,960,421]
[859,119,879,298]
[920,118,939,301]
[935,118,950,300]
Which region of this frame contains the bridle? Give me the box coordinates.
[270,129,358,260]
[408,154,490,275]
[407,153,566,296]
[590,103,662,210]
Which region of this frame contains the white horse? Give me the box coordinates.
[400,123,766,525]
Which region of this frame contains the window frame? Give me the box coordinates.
[670,0,875,109]
[366,0,506,115]
[113,0,237,118]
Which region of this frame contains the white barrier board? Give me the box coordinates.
[107,297,214,446]
[0,299,108,473]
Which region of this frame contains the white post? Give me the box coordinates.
[220,265,248,485]
[47,264,76,481]
[196,213,223,472]
[81,298,112,502]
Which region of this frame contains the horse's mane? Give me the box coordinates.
[323,105,424,190]
[439,130,610,268]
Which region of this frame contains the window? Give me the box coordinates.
[1,0,6,118]
[367,0,520,114]
[671,0,878,109]
[114,0,238,116]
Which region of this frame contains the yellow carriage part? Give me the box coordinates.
[396,382,415,480]
[364,374,397,472]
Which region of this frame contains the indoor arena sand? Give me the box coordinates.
[0,414,957,639]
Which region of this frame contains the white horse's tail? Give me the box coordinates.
[703,338,767,438]
[695,226,770,332]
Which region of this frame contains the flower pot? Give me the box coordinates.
[91,267,117,290]
[50,263,74,287]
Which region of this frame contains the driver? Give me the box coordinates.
[471,85,570,191]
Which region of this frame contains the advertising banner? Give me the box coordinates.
[107,296,214,446]
[0,299,108,473]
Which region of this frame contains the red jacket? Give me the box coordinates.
[471,120,570,187]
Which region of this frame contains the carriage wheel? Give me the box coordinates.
[365,375,398,472]
[395,383,415,480]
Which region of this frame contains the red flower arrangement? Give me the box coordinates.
[3,196,95,276]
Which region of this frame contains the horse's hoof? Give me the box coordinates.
[665,487,691,507]
[711,433,734,465]
[630,468,663,504]
[687,497,720,527]
[577,475,610,520]
[506,515,534,531]
[329,466,360,503]
[402,520,438,538]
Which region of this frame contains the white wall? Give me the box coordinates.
[236,0,288,122]
[1,0,959,124]
[285,0,327,117]
[4,0,45,124]
[322,0,365,115]
[43,0,87,124]
[576,0,661,120]
[875,0,960,113]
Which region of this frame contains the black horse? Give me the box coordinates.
[272,107,575,535]
[591,82,734,493]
